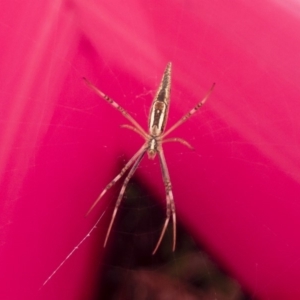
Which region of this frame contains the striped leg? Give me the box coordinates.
[103,148,147,247]
[152,148,176,255]
[163,83,215,138]
[86,145,147,216]
[83,77,147,137]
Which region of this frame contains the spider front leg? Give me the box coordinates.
[152,148,176,255]
[103,148,147,247]
[86,145,147,216]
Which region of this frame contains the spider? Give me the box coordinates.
[84,62,214,254]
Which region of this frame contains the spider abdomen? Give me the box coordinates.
[149,101,168,136]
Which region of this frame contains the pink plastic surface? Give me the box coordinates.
[1,0,300,299]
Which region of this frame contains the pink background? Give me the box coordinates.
[1,0,300,299]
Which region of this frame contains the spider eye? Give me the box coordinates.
[147,149,156,160]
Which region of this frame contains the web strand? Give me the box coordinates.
[40,209,107,289]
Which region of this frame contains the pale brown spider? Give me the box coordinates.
[84,63,214,254]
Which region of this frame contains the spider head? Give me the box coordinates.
[147,137,159,160]
[147,149,157,160]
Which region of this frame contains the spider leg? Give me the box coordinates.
[83,77,147,136]
[163,83,215,138]
[104,148,147,247]
[120,124,148,139]
[163,137,194,149]
[152,148,176,255]
[86,145,147,216]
